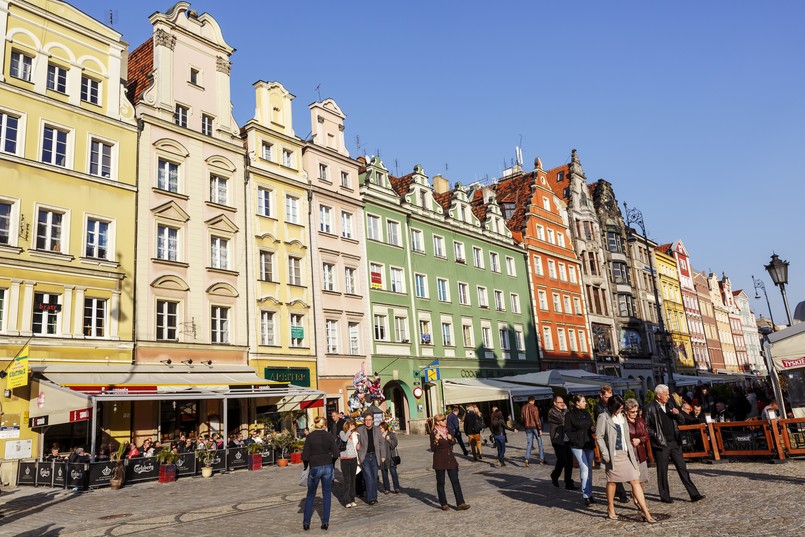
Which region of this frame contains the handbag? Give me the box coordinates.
[298,466,309,487]
[391,448,401,466]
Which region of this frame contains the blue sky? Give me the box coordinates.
[73,0,805,324]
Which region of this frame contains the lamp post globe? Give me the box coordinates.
[765,253,793,325]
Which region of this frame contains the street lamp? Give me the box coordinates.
[623,202,675,392]
[764,253,793,326]
[752,275,776,329]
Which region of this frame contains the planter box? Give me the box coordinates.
[248,454,262,471]
[290,452,303,465]
[158,464,177,483]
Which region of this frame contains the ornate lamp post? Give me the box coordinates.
[752,275,776,329]
[623,202,675,392]
[764,254,793,326]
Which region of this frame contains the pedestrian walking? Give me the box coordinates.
[547,395,576,489]
[594,385,627,503]
[330,410,346,439]
[489,407,518,467]
[595,395,655,523]
[379,422,400,494]
[564,394,596,506]
[355,411,388,505]
[643,384,706,504]
[447,407,469,456]
[463,405,484,460]
[430,413,470,511]
[624,398,650,487]
[520,396,545,466]
[301,416,340,531]
[339,420,359,508]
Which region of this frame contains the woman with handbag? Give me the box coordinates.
[339,420,359,508]
[301,416,340,531]
[430,413,470,511]
[564,394,596,506]
[379,422,400,494]
[624,398,650,487]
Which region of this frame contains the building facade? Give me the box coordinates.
[0,0,137,458]
[655,245,695,374]
[720,275,747,372]
[708,272,735,372]
[733,289,764,374]
[669,240,710,372]
[694,271,723,372]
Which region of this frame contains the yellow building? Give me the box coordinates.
[655,245,695,373]
[242,81,317,390]
[0,0,137,463]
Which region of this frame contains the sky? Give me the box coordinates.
[69,0,805,325]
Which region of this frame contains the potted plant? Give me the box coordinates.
[195,446,218,478]
[245,441,263,471]
[156,449,178,483]
[110,442,127,490]
[271,431,295,467]
[290,438,305,465]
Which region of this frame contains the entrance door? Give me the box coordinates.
[385,383,408,432]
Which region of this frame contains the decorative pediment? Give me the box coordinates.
[154,138,189,158]
[286,299,310,309]
[257,295,282,305]
[284,239,307,249]
[151,275,189,291]
[256,232,281,243]
[152,200,190,223]
[206,214,239,233]
[206,155,237,173]
[206,282,239,297]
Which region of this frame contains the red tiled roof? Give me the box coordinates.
[127,37,154,105]
[656,243,673,254]
[493,172,533,242]
[546,164,571,201]
[469,189,487,223]
[433,190,452,211]
[389,173,413,197]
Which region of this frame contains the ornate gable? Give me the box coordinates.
[152,200,190,223]
[205,214,239,233]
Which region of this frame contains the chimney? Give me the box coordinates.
[432,174,449,194]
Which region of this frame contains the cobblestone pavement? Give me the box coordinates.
[0,434,802,537]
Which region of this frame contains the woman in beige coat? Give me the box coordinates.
[595,395,655,523]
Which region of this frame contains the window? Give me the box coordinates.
[201,114,214,136]
[437,278,449,301]
[0,288,5,331]
[499,328,510,350]
[557,233,566,248]
[462,324,474,348]
[547,229,555,244]
[373,314,388,341]
[547,259,557,278]
[341,212,354,239]
[285,196,300,224]
[569,329,578,352]
[515,328,525,351]
[261,142,273,161]
[534,255,543,276]
[433,236,445,258]
[156,300,178,340]
[42,126,68,167]
[414,273,428,298]
[490,252,500,272]
[88,139,113,178]
[319,205,332,233]
[569,266,578,283]
[47,64,67,93]
[189,67,200,85]
[85,218,109,259]
[557,328,567,351]
[387,221,401,246]
[558,263,567,281]
[538,290,548,310]
[370,263,384,290]
[344,267,357,294]
[458,283,470,305]
[505,256,516,276]
[618,293,635,317]
[322,263,336,291]
[542,197,551,211]
[174,104,188,127]
[210,175,228,205]
[282,149,294,168]
[83,297,106,337]
[607,232,623,253]
[260,311,275,345]
[441,322,453,346]
[367,215,381,241]
[587,252,598,276]
[564,295,572,313]
[410,229,424,252]
[259,251,274,281]
[152,161,182,196]
[157,224,178,261]
[536,225,545,241]
[553,293,562,312]
[0,202,12,245]
[390,267,405,293]
[420,320,432,344]
[349,322,360,354]
[454,241,465,263]
[290,314,304,347]
[394,317,408,342]
[477,286,488,308]
[10,51,33,82]
[612,262,630,284]
[36,209,64,252]
[0,111,19,154]
[510,293,521,314]
[494,290,504,311]
[482,326,492,348]
[473,246,484,268]
[579,330,588,352]
[326,320,339,352]
[318,163,329,181]
[211,306,229,344]
[210,237,229,270]
[32,292,60,335]
[340,171,351,188]
[542,326,553,350]
[288,256,302,286]
[257,187,272,217]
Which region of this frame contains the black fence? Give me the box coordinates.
[719,426,770,452]
[17,447,282,490]
[678,427,706,454]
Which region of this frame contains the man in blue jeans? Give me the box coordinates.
[520,396,545,466]
[447,407,469,456]
[355,412,388,505]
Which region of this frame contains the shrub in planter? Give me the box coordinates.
[271,431,295,466]
[245,442,263,471]
[156,449,179,483]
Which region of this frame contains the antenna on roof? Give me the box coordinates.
[515,146,523,167]
[376,148,382,158]
[315,83,322,102]
[108,9,118,27]
[445,163,449,173]
[394,158,399,176]
[355,135,365,157]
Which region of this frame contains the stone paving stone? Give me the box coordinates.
[0,433,802,537]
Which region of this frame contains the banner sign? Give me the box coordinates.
[291,326,305,340]
[8,344,29,389]
[124,457,159,483]
[29,415,48,428]
[260,447,275,466]
[35,461,54,487]
[87,461,117,488]
[210,450,226,472]
[65,463,87,490]
[227,447,248,470]
[17,461,36,486]
[175,453,196,476]
[69,408,92,422]
[264,367,311,387]
[53,462,66,487]
[781,357,805,370]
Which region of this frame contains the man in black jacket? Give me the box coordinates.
[643,384,705,504]
[463,405,483,461]
[547,395,576,489]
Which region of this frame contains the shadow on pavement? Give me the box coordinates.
[691,465,805,486]
[0,489,76,527]
[17,524,64,536]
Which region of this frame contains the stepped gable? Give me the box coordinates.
[389,172,413,198]
[127,37,154,105]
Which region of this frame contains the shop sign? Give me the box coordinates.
[0,426,20,439]
[69,408,92,422]
[371,271,383,289]
[227,447,248,470]
[291,326,305,340]
[125,457,159,483]
[37,392,45,408]
[29,415,48,428]
[264,367,311,387]
[52,461,66,487]
[65,463,87,489]
[35,302,62,312]
[8,345,29,389]
[88,461,117,488]
[175,453,196,476]
[17,462,36,485]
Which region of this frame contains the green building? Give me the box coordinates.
[360,158,539,433]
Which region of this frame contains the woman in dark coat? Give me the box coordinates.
[301,416,340,531]
[430,413,470,511]
[564,394,596,505]
[489,407,518,467]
